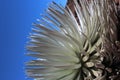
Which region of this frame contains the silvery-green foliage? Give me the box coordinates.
[26,0,117,80]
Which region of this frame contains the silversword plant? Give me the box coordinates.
[26,0,120,80]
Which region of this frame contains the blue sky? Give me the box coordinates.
[0,0,67,80]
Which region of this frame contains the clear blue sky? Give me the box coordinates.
[0,0,67,80]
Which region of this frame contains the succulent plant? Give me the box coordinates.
[26,0,120,80]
